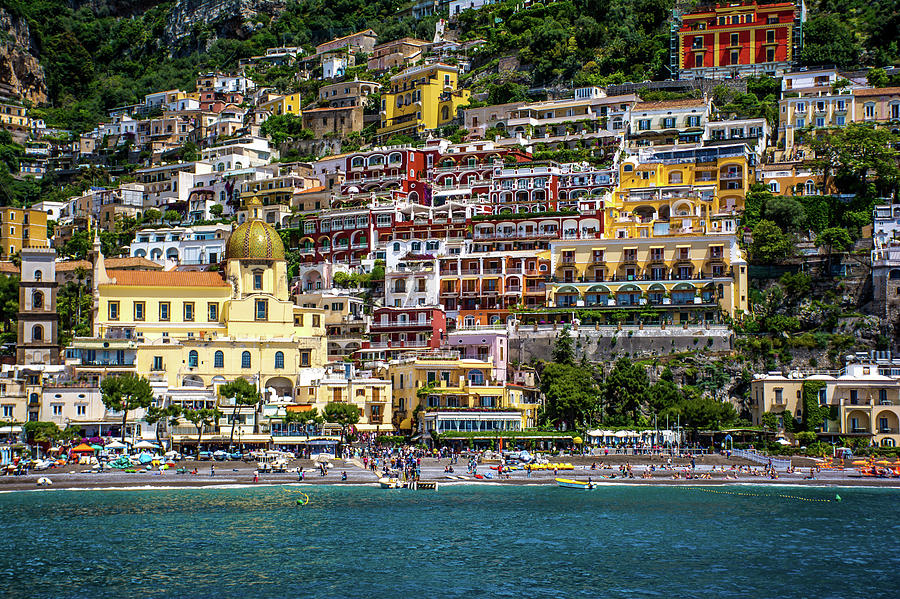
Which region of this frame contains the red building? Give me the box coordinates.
[359,306,447,363]
[676,1,804,79]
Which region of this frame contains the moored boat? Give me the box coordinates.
[555,478,595,489]
[379,477,400,489]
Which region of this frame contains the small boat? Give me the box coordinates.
[379,477,400,489]
[555,478,595,489]
[213,450,227,461]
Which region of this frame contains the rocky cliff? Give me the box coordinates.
[0,9,47,104]
[164,0,286,47]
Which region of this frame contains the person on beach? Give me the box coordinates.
[341,471,347,481]
[210,464,215,477]
[253,470,259,483]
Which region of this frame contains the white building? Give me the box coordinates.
[129,223,232,266]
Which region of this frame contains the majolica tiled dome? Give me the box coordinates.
[225,197,285,261]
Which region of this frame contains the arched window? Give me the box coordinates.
[468,369,485,386]
[441,105,450,121]
[805,180,816,195]
[32,291,43,309]
[668,170,682,184]
[32,324,43,341]
[188,350,199,368]
[275,351,284,369]
[34,270,42,282]
[214,351,224,368]
[241,351,251,369]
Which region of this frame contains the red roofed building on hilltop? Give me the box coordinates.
[674,0,805,80]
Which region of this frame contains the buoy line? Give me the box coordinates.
[681,486,841,502]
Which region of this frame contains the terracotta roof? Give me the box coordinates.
[102,270,228,287]
[853,87,900,97]
[295,186,327,194]
[0,261,19,275]
[636,99,707,110]
[56,257,163,272]
[55,260,92,272]
[303,106,358,113]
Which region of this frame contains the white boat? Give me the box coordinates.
[555,478,595,489]
[256,451,290,473]
[379,477,400,489]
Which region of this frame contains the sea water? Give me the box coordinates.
[0,484,898,598]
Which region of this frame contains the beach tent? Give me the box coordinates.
[90,444,104,452]
[72,443,95,453]
[105,440,127,450]
[133,441,158,450]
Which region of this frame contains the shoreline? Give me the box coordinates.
[3,472,900,493]
[3,454,895,494]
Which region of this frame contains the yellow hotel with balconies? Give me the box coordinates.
[547,235,747,325]
[378,63,470,140]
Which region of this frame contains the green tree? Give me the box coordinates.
[324,402,360,445]
[210,204,224,218]
[144,404,182,449]
[163,210,181,225]
[540,362,600,429]
[750,220,794,264]
[552,325,576,365]
[816,227,854,273]
[23,421,62,444]
[761,411,779,431]
[809,123,900,198]
[283,407,324,437]
[143,209,162,223]
[183,407,223,452]
[603,358,649,425]
[801,14,861,68]
[100,374,154,443]
[61,230,92,260]
[219,378,261,449]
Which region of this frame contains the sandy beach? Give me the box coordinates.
[2,454,898,492]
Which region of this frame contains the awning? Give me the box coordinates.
[676,244,691,249]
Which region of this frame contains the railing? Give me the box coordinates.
[731,448,791,471]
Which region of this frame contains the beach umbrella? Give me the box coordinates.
[105,440,127,450]
[851,460,869,465]
[133,440,158,450]
[72,443,95,453]
[90,444,103,452]
[875,460,892,465]
[572,436,583,445]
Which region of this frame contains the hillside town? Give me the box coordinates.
[2,0,900,465]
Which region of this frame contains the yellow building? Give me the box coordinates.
[378,63,470,140]
[380,351,538,434]
[85,197,327,398]
[0,102,30,140]
[610,148,751,240]
[258,93,303,117]
[547,235,748,323]
[0,207,49,260]
[751,362,900,448]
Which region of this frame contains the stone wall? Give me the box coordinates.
[508,324,734,364]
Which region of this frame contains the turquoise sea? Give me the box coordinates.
[0,484,898,598]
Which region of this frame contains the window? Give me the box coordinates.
[313,315,320,328]
[34,270,42,282]
[255,299,267,321]
[253,273,263,290]
[152,356,163,371]
[208,302,218,321]
[663,117,675,128]
[638,119,651,131]
[730,33,739,46]
[160,302,170,321]
[52,404,62,416]
[300,350,311,367]
[730,50,739,65]
[766,29,775,43]
[188,350,199,368]
[2,405,12,418]
[32,324,43,341]
[275,351,284,369]
[241,351,251,369]
[108,301,119,321]
[774,388,783,403]
[865,103,875,119]
[795,117,805,128]
[213,351,224,368]
[184,302,194,322]
[134,301,145,321]
[32,291,43,309]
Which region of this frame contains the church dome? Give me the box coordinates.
[225,197,285,261]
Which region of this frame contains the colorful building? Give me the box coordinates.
[675,0,804,79]
[378,63,470,140]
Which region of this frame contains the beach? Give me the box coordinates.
[3,453,897,492]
